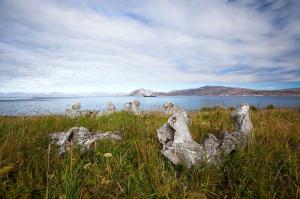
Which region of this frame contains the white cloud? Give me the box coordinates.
[0,0,299,92]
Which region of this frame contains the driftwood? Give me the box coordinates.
[157,104,253,168]
[50,127,122,155]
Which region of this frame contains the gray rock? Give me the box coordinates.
[65,102,82,118]
[124,100,140,115]
[158,111,205,168]
[231,104,253,135]
[163,102,183,115]
[80,110,101,117]
[203,133,220,163]
[157,104,253,168]
[96,102,116,117]
[219,131,242,156]
[107,101,116,114]
[50,127,122,155]
[124,102,131,112]
[65,101,117,118]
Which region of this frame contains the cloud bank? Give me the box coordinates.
[0,0,299,92]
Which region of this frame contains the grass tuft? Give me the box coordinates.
[0,109,299,198]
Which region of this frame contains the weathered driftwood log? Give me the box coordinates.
[50,127,122,155]
[124,100,140,115]
[157,104,253,168]
[163,102,183,114]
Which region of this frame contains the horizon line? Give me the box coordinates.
[1,85,300,95]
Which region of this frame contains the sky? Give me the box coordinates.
[0,0,300,93]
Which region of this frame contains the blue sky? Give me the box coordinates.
[0,0,300,93]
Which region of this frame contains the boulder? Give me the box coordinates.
[65,102,82,118]
[80,110,100,117]
[157,104,253,168]
[163,102,183,114]
[107,101,116,114]
[231,104,253,135]
[124,100,140,115]
[65,102,116,118]
[50,127,122,155]
[96,102,116,117]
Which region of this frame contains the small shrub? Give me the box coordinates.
[201,106,225,111]
[227,106,235,111]
[266,104,275,110]
[250,105,258,111]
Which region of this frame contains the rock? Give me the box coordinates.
[157,104,253,168]
[231,104,253,135]
[124,103,131,112]
[65,102,103,118]
[131,100,141,114]
[157,111,205,168]
[163,102,183,114]
[50,127,122,155]
[96,102,116,117]
[124,100,140,115]
[203,133,220,162]
[96,111,105,117]
[80,110,100,117]
[219,131,241,156]
[70,102,81,110]
[107,101,116,114]
[65,102,82,118]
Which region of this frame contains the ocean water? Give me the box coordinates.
[0,96,299,116]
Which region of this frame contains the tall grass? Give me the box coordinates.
[0,109,299,198]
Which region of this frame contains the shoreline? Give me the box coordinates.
[1,106,300,117]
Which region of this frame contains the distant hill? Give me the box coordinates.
[1,86,299,98]
[129,86,300,96]
[129,88,156,96]
[168,86,260,96]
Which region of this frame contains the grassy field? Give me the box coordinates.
[0,108,300,198]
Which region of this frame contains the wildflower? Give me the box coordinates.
[83,163,91,170]
[103,153,112,158]
[0,165,14,176]
[103,153,112,174]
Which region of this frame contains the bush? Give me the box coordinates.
[227,106,235,111]
[250,105,258,111]
[200,106,225,112]
[266,104,275,110]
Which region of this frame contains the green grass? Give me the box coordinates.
[0,108,300,198]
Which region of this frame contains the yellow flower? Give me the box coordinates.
[103,153,112,158]
[83,163,91,170]
[0,165,14,176]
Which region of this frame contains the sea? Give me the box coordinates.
[0,96,299,116]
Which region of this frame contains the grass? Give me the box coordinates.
[0,108,300,198]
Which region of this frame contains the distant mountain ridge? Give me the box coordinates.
[129,88,156,96]
[129,86,300,96]
[1,86,300,98]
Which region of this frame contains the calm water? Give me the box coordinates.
[0,96,299,116]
